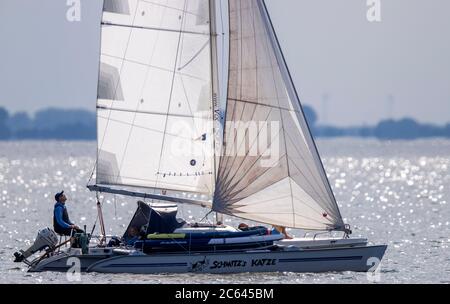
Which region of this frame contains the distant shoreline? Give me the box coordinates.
[1,106,449,141]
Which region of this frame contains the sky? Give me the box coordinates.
[0,0,449,127]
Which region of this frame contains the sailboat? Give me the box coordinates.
[14,0,386,274]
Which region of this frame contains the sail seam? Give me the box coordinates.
[97,105,211,119]
[228,98,301,114]
[140,0,205,18]
[102,22,214,36]
[101,53,207,82]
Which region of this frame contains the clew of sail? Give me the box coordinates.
[212,0,345,231]
[95,0,216,204]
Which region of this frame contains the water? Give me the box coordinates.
[0,139,449,284]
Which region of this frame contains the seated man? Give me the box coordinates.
[238,223,250,231]
[53,191,83,236]
[124,226,141,246]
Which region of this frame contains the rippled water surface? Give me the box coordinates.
[0,139,449,284]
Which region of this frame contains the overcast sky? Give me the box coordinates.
[0,0,449,126]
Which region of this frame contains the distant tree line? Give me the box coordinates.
[0,106,449,140]
[303,106,450,140]
[0,107,96,140]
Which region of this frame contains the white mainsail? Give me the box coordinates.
[92,0,345,231]
[96,0,216,202]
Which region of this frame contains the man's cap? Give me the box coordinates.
[55,191,64,202]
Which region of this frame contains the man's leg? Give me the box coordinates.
[73,228,85,235]
[57,228,73,237]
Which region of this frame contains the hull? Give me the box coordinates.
[30,244,387,274]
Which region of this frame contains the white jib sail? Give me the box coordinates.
[96,0,216,202]
[213,0,345,231]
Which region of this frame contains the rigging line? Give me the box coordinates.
[97,105,210,120]
[178,72,203,137]
[101,53,208,82]
[216,99,237,178]
[228,98,302,114]
[154,0,189,191]
[87,160,96,185]
[115,2,170,186]
[98,4,140,161]
[219,0,225,36]
[140,0,205,18]
[178,39,210,71]
[214,0,232,191]
[260,0,344,222]
[200,210,214,223]
[90,0,104,189]
[101,22,212,36]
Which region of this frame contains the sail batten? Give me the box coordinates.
[102,21,213,36]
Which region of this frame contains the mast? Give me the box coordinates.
[210,0,229,224]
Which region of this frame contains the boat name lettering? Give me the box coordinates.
[251,259,277,267]
[210,260,247,269]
